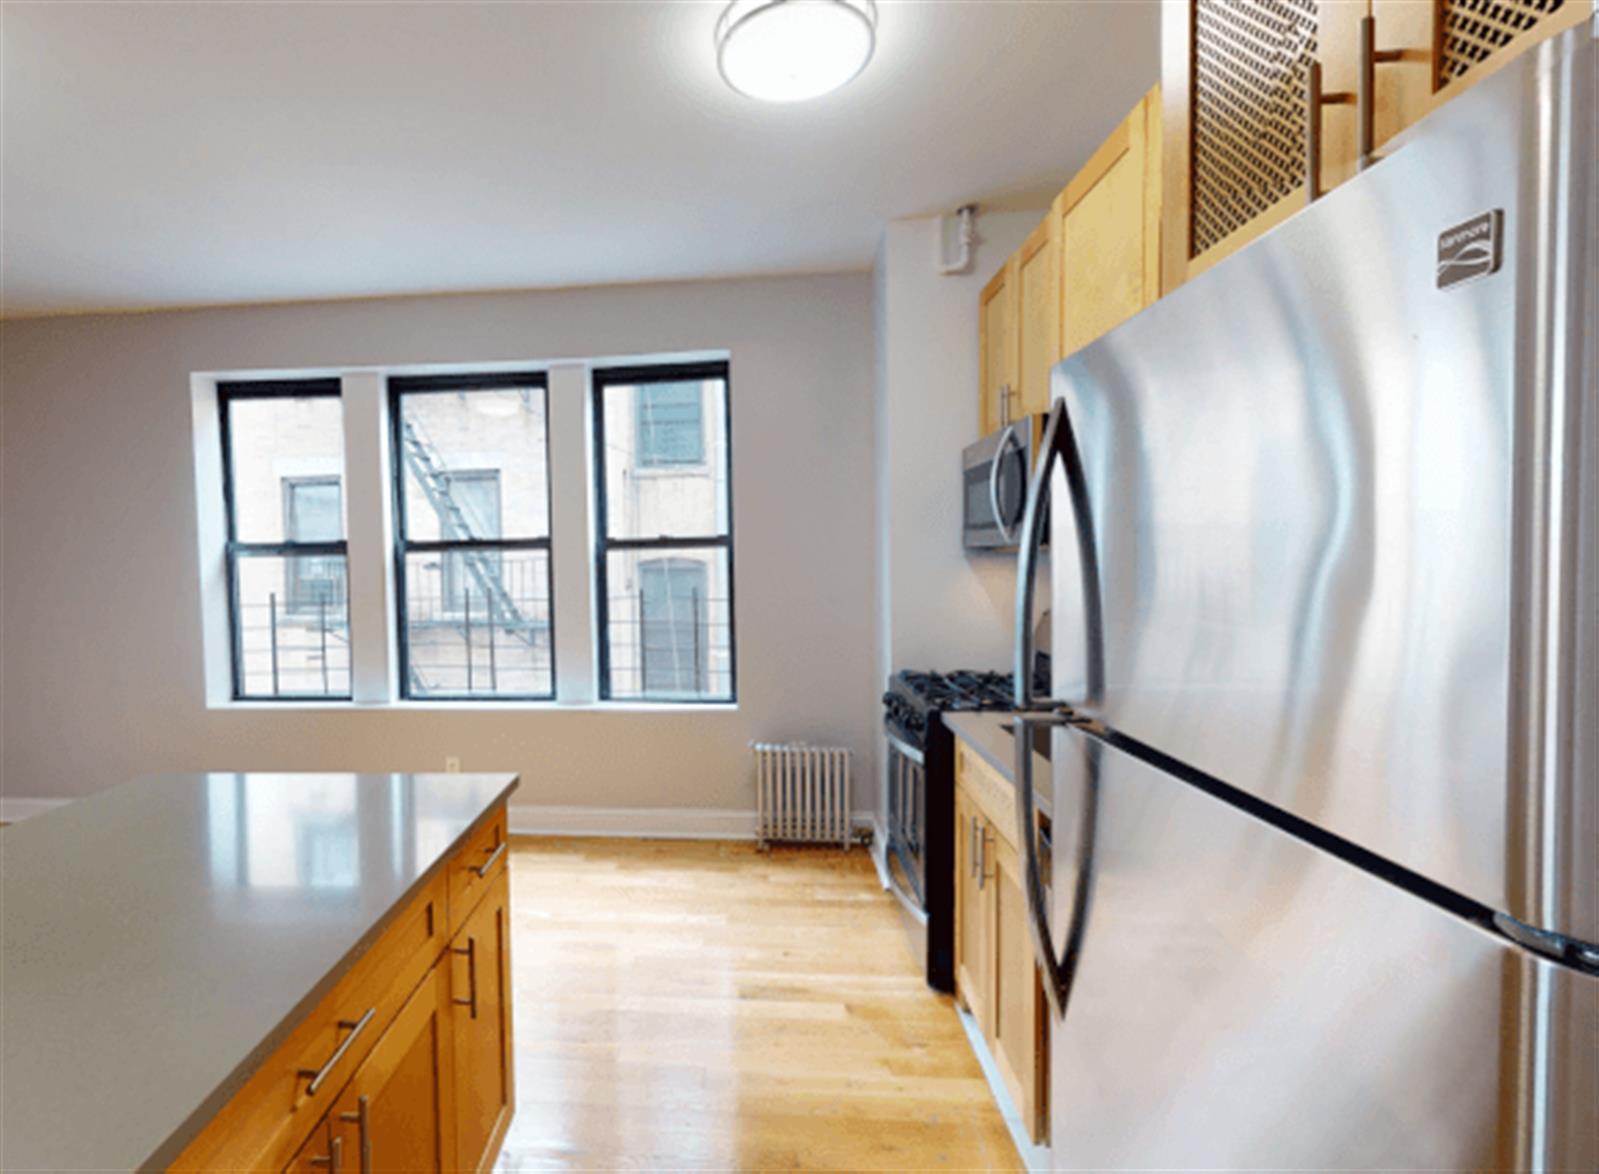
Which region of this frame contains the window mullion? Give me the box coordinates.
[341,371,398,703]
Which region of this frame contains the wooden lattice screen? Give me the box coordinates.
[1189,0,1320,257]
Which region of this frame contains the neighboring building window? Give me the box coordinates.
[219,380,350,699]
[282,477,345,615]
[594,362,735,702]
[439,471,502,613]
[639,558,710,694]
[635,380,705,467]
[391,374,552,700]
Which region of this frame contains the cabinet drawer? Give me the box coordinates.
[956,742,1019,850]
[169,871,447,1172]
[448,804,508,935]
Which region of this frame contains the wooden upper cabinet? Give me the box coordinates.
[1056,87,1162,360]
[1012,217,1059,420]
[979,261,1017,437]
[453,869,515,1173]
[1161,0,1590,291]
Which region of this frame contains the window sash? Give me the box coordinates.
[389,374,555,701]
[218,379,348,701]
[592,361,736,704]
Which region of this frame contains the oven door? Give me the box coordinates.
[885,731,927,916]
[963,420,1034,550]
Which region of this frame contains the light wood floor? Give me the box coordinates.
[496,838,1023,1172]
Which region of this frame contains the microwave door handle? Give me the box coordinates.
[1015,401,1064,709]
[988,422,1023,546]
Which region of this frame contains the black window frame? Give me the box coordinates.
[389,372,555,702]
[592,360,737,704]
[218,377,352,702]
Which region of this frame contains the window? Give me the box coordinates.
[390,374,553,700]
[635,381,705,467]
[594,362,735,702]
[219,380,351,700]
[282,477,345,614]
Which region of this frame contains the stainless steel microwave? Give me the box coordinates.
[962,414,1046,551]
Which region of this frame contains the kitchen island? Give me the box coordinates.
[0,771,518,1172]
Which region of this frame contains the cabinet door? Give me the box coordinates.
[978,259,1017,437]
[1159,0,1316,288]
[955,790,993,1036]
[330,966,454,1174]
[1058,89,1160,359]
[1013,217,1059,419]
[452,869,514,1173]
[1312,0,1434,193]
[990,830,1047,1145]
[283,1120,338,1174]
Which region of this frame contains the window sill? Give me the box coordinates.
[208,698,739,714]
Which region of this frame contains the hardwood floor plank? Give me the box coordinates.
[497,838,1022,1172]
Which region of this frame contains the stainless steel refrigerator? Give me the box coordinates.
[1011,21,1596,1171]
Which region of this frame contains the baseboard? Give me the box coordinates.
[0,797,71,823]
[508,804,877,843]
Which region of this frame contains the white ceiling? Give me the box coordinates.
[0,0,1159,317]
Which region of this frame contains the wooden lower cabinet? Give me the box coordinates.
[284,1120,338,1173]
[955,788,993,1034]
[330,966,455,1172]
[168,805,513,1173]
[989,830,1047,1143]
[451,868,515,1172]
[955,749,1048,1146]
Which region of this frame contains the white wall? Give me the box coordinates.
[0,273,878,827]
[875,212,1044,685]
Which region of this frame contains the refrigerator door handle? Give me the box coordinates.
[1013,397,1104,711]
[1012,392,1105,1019]
[1013,712,1098,1019]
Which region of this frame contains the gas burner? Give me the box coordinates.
[889,668,1024,714]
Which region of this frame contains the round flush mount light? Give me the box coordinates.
[715,0,878,103]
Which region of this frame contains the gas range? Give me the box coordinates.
[881,667,1029,993]
[884,669,1020,744]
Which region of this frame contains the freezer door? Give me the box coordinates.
[1048,727,1598,1171]
[1049,24,1595,944]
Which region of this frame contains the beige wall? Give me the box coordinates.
[0,273,877,820]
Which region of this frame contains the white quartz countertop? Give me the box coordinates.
[0,771,518,1172]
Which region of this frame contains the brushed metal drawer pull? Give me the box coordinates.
[338,1095,371,1174]
[453,938,478,1019]
[309,1135,343,1172]
[475,840,508,878]
[299,1007,375,1096]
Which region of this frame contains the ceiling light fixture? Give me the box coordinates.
[715,0,878,103]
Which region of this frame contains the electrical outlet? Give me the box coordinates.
[444,756,461,773]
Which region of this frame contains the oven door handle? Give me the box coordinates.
[886,731,925,766]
